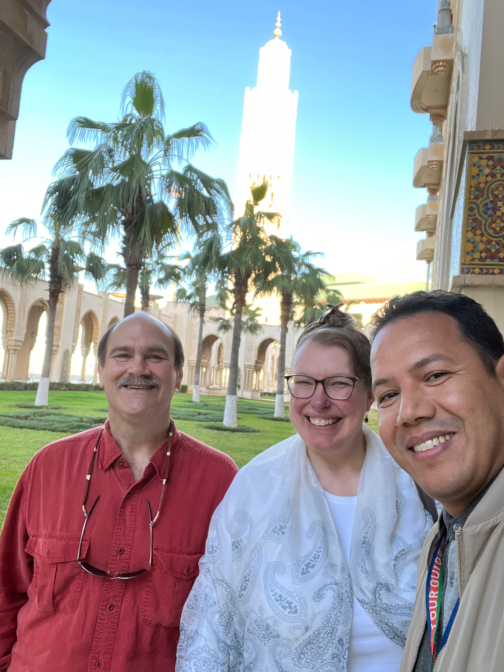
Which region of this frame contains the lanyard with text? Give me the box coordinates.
[425,535,460,669]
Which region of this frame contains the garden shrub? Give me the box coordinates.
[15,403,63,410]
[171,410,221,422]
[0,382,102,392]
[200,423,259,433]
[0,411,107,433]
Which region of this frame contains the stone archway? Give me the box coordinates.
[0,288,16,379]
[251,337,280,398]
[198,334,226,390]
[107,316,120,329]
[14,298,49,380]
[78,310,100,383]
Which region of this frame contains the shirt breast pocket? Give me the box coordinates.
[26,534,90,614]
[142,550,200,628]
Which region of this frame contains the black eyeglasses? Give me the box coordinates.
[285,374,360,400]
[77,426,173,579]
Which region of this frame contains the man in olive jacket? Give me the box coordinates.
[370,290,504,672]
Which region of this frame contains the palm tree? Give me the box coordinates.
[176,232,223,402]
[0,218,107,406]
[106,254,184,313]
[49,71,231,317]
[295,287,345,327]
[254,237,328,417]
[218,184,279,427]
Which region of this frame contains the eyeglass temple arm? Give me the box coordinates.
[151,429,173,527]
[82,430,104,513]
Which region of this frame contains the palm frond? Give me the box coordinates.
[104,263,128,291]
[215,316,232,334]
[121,71,165,120]
[67,117,114,146]
[166,123,213,162]
[85,252,109,285]
[0,244,47,283]
[6,218,38,240]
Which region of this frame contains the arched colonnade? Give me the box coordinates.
[0,277,124,382]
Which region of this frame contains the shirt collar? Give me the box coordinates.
[99,419,180,480]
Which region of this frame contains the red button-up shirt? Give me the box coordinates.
[0,421,237,672]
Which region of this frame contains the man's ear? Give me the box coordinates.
[495,355,504,390]
[97,364,105,389]
[175,368,183,391]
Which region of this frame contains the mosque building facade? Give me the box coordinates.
[412,0,504,332]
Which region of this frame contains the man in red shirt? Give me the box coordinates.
[0,313,238,672]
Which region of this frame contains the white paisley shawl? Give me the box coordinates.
[176,425,432,672]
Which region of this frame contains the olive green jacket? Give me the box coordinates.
[400,466,504,672]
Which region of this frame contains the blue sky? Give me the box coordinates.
[0,0,439,283]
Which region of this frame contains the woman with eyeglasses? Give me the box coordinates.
[176,308,436,672]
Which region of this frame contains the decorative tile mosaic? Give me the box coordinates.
[461,141,504,275]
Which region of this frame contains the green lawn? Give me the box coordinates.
[0,390,378,525]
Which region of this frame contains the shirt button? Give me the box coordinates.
[107,603,115,611]
[95,662,101,668]
[118,459,125,467]
[185,567,191,576]
[117,547,125,555]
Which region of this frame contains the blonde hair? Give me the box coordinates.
[295,307,371,388]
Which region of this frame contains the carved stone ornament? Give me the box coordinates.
[432,60,451,76]
[430,113,445,126]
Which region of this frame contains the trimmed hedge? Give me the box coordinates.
[0,382,102,391]
[0,410,107,433]
[15,403,64,410]
[200,423,259,433]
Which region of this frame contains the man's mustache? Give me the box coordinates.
[117,376,160,389]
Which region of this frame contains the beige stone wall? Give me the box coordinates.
[0,0,52,159]
[413,0,504,334]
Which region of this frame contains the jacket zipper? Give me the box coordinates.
[432,527,462,672]
[408,532,439,672]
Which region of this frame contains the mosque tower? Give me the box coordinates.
[234,13,298,233]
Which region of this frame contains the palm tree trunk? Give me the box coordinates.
[124,262,140,317]
[139,279,150,312]
[223,291,245,427]
[275,293,291,418]
[192,300,206,403]
[35,245,61,406]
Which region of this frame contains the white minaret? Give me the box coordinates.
[234,13,298,232]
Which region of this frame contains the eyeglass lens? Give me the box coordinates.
[287,375,356,400]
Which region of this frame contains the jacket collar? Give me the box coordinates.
[453,464,504,595]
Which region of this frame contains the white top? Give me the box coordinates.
[325,491,404,672]
[177,427,431,672]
